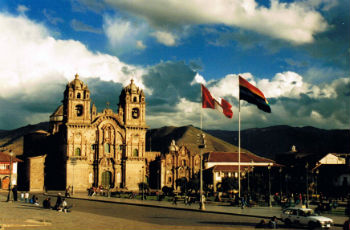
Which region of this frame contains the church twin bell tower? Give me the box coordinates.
[49,74,148,191]
[63,74,91,124]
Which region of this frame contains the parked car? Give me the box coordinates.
[281,207,333,229]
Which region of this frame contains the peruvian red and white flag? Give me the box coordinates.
[201,84,233,119]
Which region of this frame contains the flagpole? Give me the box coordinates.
[238,79,241,199]
[200,85,205,210]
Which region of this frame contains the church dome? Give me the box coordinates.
[68,73,87,90]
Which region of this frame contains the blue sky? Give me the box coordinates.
[0,0,349,130]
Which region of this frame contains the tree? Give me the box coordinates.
[175,177,188,194]
[219,177,238,194]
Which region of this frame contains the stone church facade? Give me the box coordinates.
[160,140,201,189]
[49,74,150,191]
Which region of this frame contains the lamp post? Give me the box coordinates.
[142,166,145,200]
[305,163,309,208]
[268,164,272,207]
[7,150,14,202]
[315,169,319,201]
[70,157,77,195]
[279,167,282,201]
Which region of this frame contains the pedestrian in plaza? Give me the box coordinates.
[20,192,24,202]
[12,185,18,201]
[268,216,278,229]
[172,195,178,205]
[343,217,350,230]
[24,191,29,203]
[58,198,70,213]
[65,186,71,198]
[43,197,51,209]
[54,193,63,210]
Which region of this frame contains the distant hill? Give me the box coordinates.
[1,122,348,160]
[0,122,49,155]
[146,125,251,154]
[205,125,350,159]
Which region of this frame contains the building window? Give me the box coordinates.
[77,93,81,99]
[133,149,139,157]
[133,97,137,102]
[182,160,187,166]
[168,177,172,183]
[75,105,83,116]
[75,148,81,156]
[104,143,110,153]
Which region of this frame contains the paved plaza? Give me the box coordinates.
[0,191,347,230]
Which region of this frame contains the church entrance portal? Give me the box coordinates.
[101,171,112,188]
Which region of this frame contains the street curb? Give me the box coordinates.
[49,194,343,227]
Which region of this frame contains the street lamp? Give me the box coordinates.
[268,164,272,207]
[315,169,319,200]
[279,167,282,201]
[142,166,145,200]
[7,150,14,202]
[305,163,309,208]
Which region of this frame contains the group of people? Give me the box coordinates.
[13,189,71,213]
[41,192,71,212]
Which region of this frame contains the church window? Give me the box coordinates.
[168,177,172,183]
[133,97,137,102]
[77,93,81,99]
[75,105,83,116]
[75,148,81,156]
[133,149,139,157]
[104,143,110,153]
[182,160,187,166]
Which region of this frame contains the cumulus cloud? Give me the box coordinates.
[103,15,149,54]
[0,11,348,131]
[0,12,146,129]
[101,0,328,44]
[17,5,29,14]
[151,31,177,46]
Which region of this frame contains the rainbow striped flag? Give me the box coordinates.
[239,76,271,113]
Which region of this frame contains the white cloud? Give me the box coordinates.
[16,5,29,14]
[207,71,337,101]
[103,0,328,44]
[0,13,145,98]
[151,31,177,46]
[136,40,146,50]
[103,15,149,53]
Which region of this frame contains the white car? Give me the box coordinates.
[281,207,333,229]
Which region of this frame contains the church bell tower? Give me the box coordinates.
[63,74,91,124]
[118,79,146,127]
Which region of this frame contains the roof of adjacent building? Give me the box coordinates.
[210,165,251,172]
[206,151,275,164]
[0,151,23,162]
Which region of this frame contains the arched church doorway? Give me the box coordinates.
[101,171,112,188]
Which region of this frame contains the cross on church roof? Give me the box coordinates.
[106,101,110,108]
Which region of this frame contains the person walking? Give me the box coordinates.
[12,185,18,201]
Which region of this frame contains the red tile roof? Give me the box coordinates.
[0,151,23,162]
[206,151,275,163]
[211,165,250,172]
